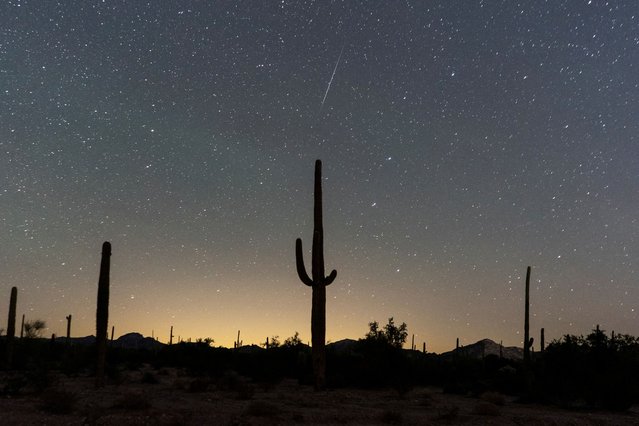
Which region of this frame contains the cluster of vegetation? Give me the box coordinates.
[535,327,639,410]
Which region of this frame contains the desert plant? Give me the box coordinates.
[295,159,337,390]
[365,318,408,348]
[169,325,173,345]
[283,332,301,347]
[20,313,24,338]
[96,241,111,387]
[524,266,532,363]
[23,319,46,338]
[66,315,72,338]
[263,336,281,348]
[5,286,17,367]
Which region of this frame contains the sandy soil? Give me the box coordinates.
[1,368,638,425]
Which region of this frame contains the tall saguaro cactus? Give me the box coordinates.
[523,266,533,363]
[5,287,17,367]
[295,159,337,390]
[95,241,111,387]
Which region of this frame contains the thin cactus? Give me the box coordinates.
[456,337,459,350]
[169,326,173,345]
[95,241,111,387]
[110,325,114,342]
[5,287,17,367]
[422,342,426,354]
[234,330,242,349]
[295,159,337,391]
[524,266,532,363]
[540,327,545,352]
[66,315,72,339]
[20,313,24,339]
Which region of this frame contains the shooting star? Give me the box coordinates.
[320,45,345,111]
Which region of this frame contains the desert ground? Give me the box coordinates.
[1,366,638,425]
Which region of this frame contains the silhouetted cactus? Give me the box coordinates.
[95,241,111,387]
[170,326,173,345]
[295,159,337,390]
[66,315,72,339]
[234,330,242,348]
[20,313,24,339]
[524,266,532,363]
[110,325,114,342]
[540,327,545,352]
[5,286,17,367]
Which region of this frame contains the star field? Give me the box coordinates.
[1,1,638,352]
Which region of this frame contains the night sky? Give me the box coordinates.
[2,1,638,353]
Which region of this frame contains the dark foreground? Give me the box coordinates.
[1,368,638,426]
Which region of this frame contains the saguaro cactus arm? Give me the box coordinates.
[323,269,337,286]
[295,238,313,286]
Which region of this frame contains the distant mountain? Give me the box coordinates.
[440,338,523,360]
[328,339,358,353]
[111,332,165,350]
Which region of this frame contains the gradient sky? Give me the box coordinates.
[1,1,638,353]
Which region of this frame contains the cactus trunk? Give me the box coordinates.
[295,160,337,391]
[66,315,72,339]
[540,327,545,352]
[169,326,173,345]
[95,241,111,387]
[524,266,531,363]
[20,313,24,339]
[5,287,17,368]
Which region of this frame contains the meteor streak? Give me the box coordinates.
[320,45,344,111]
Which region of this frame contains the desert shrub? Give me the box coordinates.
[365,318,408,348]
[113,392,151,410]
[380,409,403,424]
[472,402,500,416]
[245,400,280,417]
[39,388,77,414]
[23,320,46,338]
